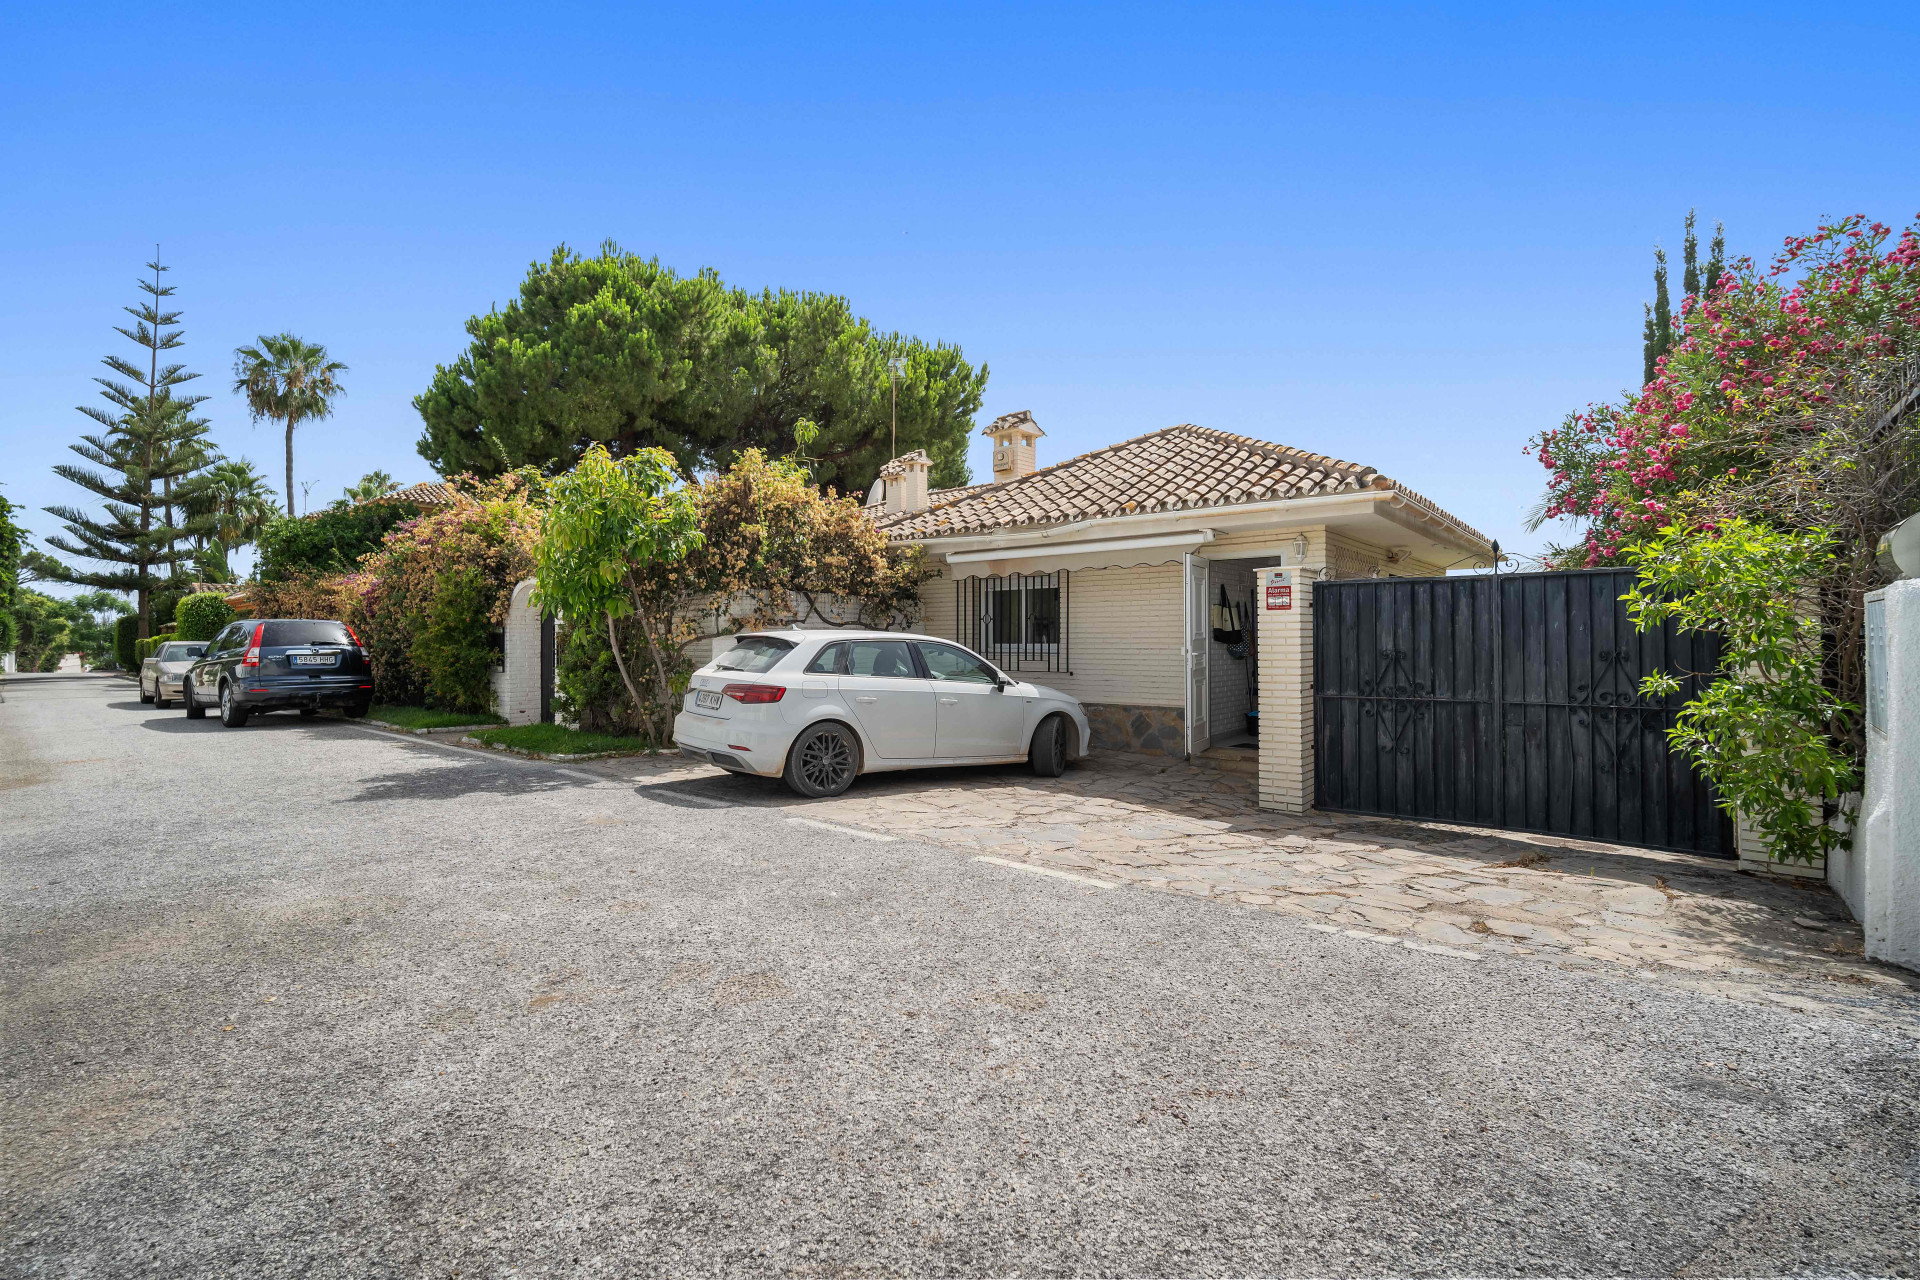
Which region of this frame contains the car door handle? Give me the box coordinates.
[855,695,878,703]
[939,697,959,705]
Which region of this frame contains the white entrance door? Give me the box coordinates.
[1185,553,1210,756]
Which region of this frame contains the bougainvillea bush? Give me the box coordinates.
[355,477,541,712]
[1528,214,1920,857]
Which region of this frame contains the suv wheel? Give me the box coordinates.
[784,722,860,798]
[1028,714,1069,777]
[184,677,206,719]
[219,683,250,728]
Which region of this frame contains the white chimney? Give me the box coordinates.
[876,449,933,513]
[982,410,1044,483]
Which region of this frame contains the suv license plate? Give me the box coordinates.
[293,654,338,666]
[695,690,723,710]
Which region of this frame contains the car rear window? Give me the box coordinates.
[263,621,354,647]
[713,635,795,674]
[158,643,206,661]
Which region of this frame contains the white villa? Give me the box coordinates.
[867,412,1494,766]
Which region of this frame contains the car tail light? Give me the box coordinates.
[722,682,785,704]
[238,623,264,672]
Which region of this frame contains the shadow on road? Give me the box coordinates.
[346,759,597,804]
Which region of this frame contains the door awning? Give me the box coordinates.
[943,530,1214,577]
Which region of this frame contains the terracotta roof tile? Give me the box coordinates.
[872,423,1487,546]
[363,481,462,508]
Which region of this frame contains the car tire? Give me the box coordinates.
[1028,714,1069,777]
[155,689,170,709]
[184,677,207,719]
[219,683,249,728]
[139,684,154,704]
[783,721,861,798]
[345,697,372,719]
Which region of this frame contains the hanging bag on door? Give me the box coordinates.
[1211,584,1242,644]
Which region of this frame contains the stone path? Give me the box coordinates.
[577,748,1917,1020]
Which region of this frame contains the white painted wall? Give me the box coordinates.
[1836,579,1920,971]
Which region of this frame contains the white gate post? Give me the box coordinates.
[1256,565,1315,814]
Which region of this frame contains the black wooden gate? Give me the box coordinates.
[1312,568,1732,856]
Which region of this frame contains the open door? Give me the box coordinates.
[1184,552,1210,757]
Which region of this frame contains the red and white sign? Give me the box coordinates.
[1266,582,1292,611]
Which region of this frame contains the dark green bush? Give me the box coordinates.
[411,567,497,713]
[114,615,138,671]
[174,592,236,641]
[554,616,643,735]
[255,502,419,582]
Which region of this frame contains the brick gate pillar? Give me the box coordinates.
[1256,566,1315,813]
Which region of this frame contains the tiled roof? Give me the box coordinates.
[363,481,462,508]
[872,423,1488,545]
[981,409,1045,437]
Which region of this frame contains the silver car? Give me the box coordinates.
[141,640,208,709]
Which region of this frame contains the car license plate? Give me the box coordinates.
[293,654,338,666]
[695,690,723,710]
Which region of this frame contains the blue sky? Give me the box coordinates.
[5,2,1917,589]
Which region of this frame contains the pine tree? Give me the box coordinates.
[42,257,216,637]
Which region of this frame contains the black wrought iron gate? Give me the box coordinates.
[1312,568,1732,856]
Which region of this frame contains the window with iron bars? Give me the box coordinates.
[956,571,1069,673]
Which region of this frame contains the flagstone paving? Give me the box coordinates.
[586,747,1917,1016]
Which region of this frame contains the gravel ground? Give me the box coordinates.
[5,669,1920,1278]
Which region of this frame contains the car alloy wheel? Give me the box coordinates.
[788,723,857,797]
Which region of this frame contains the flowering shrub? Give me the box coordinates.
[356,482,540,711]
[1531,214,1920,566]
[1529,213,1920,853]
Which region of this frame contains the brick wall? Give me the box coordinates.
[920,562,1185,708]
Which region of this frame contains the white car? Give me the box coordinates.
[140,640,209,709]
[673,630,1092,797]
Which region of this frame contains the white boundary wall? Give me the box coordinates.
[1835,579,1920,970]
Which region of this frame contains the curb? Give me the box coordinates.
[364,718,504,737]
[457,735,673,763]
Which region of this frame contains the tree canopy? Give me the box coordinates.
[414,243,986,495]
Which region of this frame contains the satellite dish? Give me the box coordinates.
[1879,512,1920,580]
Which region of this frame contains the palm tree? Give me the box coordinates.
[231,334,348,516]
[186,456,278,579]
[343,470,399,503]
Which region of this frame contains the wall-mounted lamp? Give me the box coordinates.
[1290,533,1309,562]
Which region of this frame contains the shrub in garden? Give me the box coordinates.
[173,591,236,641]
[253,500,419,581]
[355,479,539,711]
[114,614,138,671]
[540,446,928,741]
[412,567,498,714]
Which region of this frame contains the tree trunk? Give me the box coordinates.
[603,611,649,735]
[285,412,297,516]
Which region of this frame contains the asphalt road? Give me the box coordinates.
[5,669,1919,1278]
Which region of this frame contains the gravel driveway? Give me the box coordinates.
[5,669,1920,1277]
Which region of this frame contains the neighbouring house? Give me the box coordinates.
[868,411,1494,760]
[361,481,464,510]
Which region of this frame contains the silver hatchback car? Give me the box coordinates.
[140,640,208,709]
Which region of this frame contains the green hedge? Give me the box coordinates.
[174,592,235,641]
[133,627,180,665]
[114,615,138,671]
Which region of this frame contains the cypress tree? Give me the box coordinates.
[1642,246,1671,387]
[43,257,216,637]
[1681,210,1701,302]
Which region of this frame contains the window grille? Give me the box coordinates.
[956,571,1069,673]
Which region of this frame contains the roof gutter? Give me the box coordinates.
[945,528,1216,566]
